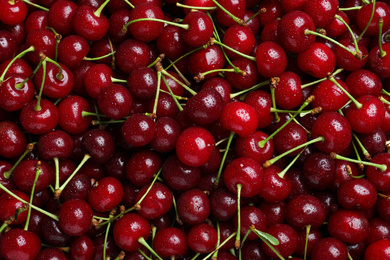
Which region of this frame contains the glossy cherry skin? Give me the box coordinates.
[13,159,53,193]
[364,239,390,260]
[286,194,326,230]
[262,223,299,259]
[115,39,150,74]
[328,209,369,244]
[366,153,390,193]
[58,198,93,236]
[0,74,35,112]
[215,0,245,26]
[68,235,94,260]
[345,69,382,98]
[26,29,56,64]
[57,35,90,69]
[235,131,274,165]
[274,71,303,109]
[72,5,109,41]
[122,113,156,147]
[223,157,264,197]
[188,45,226,81]
[98,84,133,120]
[337,178,377,210]
[0,229,41,260]
[259,165,292,202]
[325,10,349,38]
[357,2,390,37]
[220,101,258,137]
[150,117,181,153]
[225,58,259,91]
[0,31,17,64]
[177,188,210,225]
[156,24,186,59]
[82,129,115,164]
[58,95,92,134]
[88,176,124,212]
[234,205,267,240]
[311,112,352,154]
[210,188,237,221]
[366,217,390,245]
[0,121,27,158]
[273,123,308,156]
[223,24,255,60]
[367,43,390,78]
[175,126,215,167]
[113,213,150,252]
[135,182,173,219]
[311,237,348,260]
[182,11,214,47]
[47,0,77,36]
[346,95,385,134]
[127,66,157,101]
[303,152,336,190]
[0,190,29,225]
[277,10,316,53]
[311,79,350,112]
[37,130,74,160]
[36,248,67,260]
[153,227,188,258]
[303,0,338,28]
[162,154,200,191]
[244,90,274,129]
[187,223,217,253]
[256,41,287,78]
[297,42,336,79]
[334,39,368,72]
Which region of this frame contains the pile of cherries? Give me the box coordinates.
[2,0,390,259]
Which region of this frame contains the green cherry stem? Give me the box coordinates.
[110,77,127,83]
[204,231,238,260]
[83,51,117,61]
[328,76,363,109]
[161,74,184,111]
[235,183,243,250]
[45,56,64,80]
[0,46,35,84]
[250,225,283,260]
[164,46,203,71]
[138,237,163,260]
[258,95,315,148]
[21,0,49,11]
[211,38,256,61]
[122,18,189,35]
[304,225,311,260]
[330,152,387,171]
[3,143,35,179]
[378,17,387,57]
[45,27,61,61]
[351,140,365,171]
[167,58,192,86]
[54,154,91,199]
[53,157,60,191]
[25,161,42,231]
[339,6,363,11]
[357,0,376,42]
[94,0,110,17]
[214,131,235,188]
[353,133,371,160]
[230,79,270,99]
[211,0,245,25]
[194,68,245,82]
[102,220,112,260]
[161,69,197,96]
[34,59,46,112]
[176,2,217,11]
[15,59,44,90]
[301,68,344,89]
[153,71,162,118]
[278,148,307,179]
[335,14,360,54]
[244,7,265,24]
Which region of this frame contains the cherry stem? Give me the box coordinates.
[0,222,8,234]
[258,95,315,148]
[81,111,107,118]
[53,157,60,191]
[54,154,91,199]
[138,237,163,260]
[278,148,306,179]
[3,142,35,179]
[122,0,134,8]
[153,71,162,117]
[357,0,376,42]
[301,68,343,89]
[159,89,188,100]
[191,253,201,260]
[304,225,311,260]
[94,0,110,17]
[353,133,371,160]
[378,17,387,57]
[330,152,387,171]
[103,220,112,260]
[167,58,192,86]
[172,194,182,225]
[176,2,217,10]
[0,181,59,221]
[270,86,280,123]
[45,56,64,80]
[335,14,360,54]
[328,76,362,109]
[165,46,203,71]
[84,51,116,61]
[15,59,43,90]
[161,74,184,111]
[250,226,283,260]
[351,140,365,171]
[110,77,127,84]
[212,39,256,61]
[162,69,197,96]
[35,59,45,111]
[0,46,35,83]
[235,183,242,250]
[21,0,49,11]
[245,7,265,24]
[380,96,390,109]
[263,136,325,168]
[138,249,153,260]
[195,68,244,82]
[123,18,188,34]
[24,161,42,231]
[305,29,359,57]
[214,131,235,188]
[205,231,238,260]
[211,0,245,25]
[46,26,61,61]
[339,6,363,11]
[148,54,164,68]
[230,79,270,98]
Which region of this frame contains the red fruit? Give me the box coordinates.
[220,101,258,137]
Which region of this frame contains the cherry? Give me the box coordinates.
[37,130,74,161]
[367,217,390,245]
[61,173,91,202]
[69,235,94,260]
[0,0,27,26]
[244,90,273,129]
[82,128,115,164]
[311,78,350,112]
[286,194,326,230]
[311,237,348,260]
[0,74,35,112]
[356,2,390,37]
[115,39,151,74]
[0,228,41,260]
[215,0,245,27]
[41,213,72,247]
[127,66,157,101]
[182,10,214,48]
[87,176,124,212]
[187,223,217,254]
[224,59,259,91]
[58,198,93,236]
[177,188,210,225]
[92,234,121,260]
[273,123,307,156]
[259,165,292,202]
[122,113,156,147]
[261,223,299,259]
[365,239,390,260]
[156,24,187,59]
[235,131,274,165]
[367,43,390,78]
[303,0,338,28]
[57,35,90,69]
[0,121,27,159]
[162,154,201,191]
[366,153,390,193]
[153,227,188,258]
[135,182,173,219]
[345,69,382,98]
[328,209,370,244]
[58,95,92,134]
[223,24,255,60]
[302,152,336,190]
[150,116,181,153]
[0,189,29,225]
[13,159,53,193]
[188,45,226,81]
[333,39,368,72]
[126,150,162,187]
[259,200,286,227]
[113,213,150,252]
[0,58,32,78]
[210,187,237,221]
[295,227,322,258]
[257,0,283,26]
[277,10,316,53]
[220,101,258,137]
[255,41,287,78]
[297,42,336,79]
[337,178,377,210]
[25,29,56,64]
[243,9,260,35]
[97,84,133,119]
[36,248,67,260]
[0,31,17,64]
[325,10,349,38]
[274,71,303,109]
[25,10,48,34]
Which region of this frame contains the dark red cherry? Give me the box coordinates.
[0,121,27,159]
[69,235,94,260]
[0,0,27,26]
[122,113,156,147]
[365,239,390,260]
[337,178,377,210]
[274,122,307,156]
[153,227,188,258]
[334,39,368,72]
[286,194,327,230]
[156,24,186,59]
[303,152,336,190]
[82,128,115,164]
[244,90,273,129]
[182,11,214,47]
[187,223,217,253]
[257,0,283,26]
[262,223,299,259]
[0,189,29,225]
[311,237,348,260]
[26,29,57,64]
[0,229,41,260]
[92,234,121,260]
[367,43,390,78]
[225,58,259,90]
[126,150,162,187]
[61,173,91,202]
[41,212,72,247]
[57,35,90,69]
[259,200,286,227]
[311,112,352,154]
[215,0,245,27]
[113,213,150,252]
[162,154,201,191]
[366,153,390,193]
[295,227,322,258]
[256,41,287,78]
[127,67,157,101]
[37,130,74,160]
[345,69,382,98]
[0,31,17,64]
[311,79,350,112]
[108,9,132,43]
[47,0,78,36]
[150,117,181,153]
[177,188,210,225]
[234,205,267,240]
[87,176,124,212]
[115,39,151,74]
[241,239,269,260]
[59,198,93,236]
[36,248,67,260]
[303,0,338,28]
[274,71,303,109]
[58,95,92,134]
[72,4,109,41]
[128,3,164,42]
[13,159,53,193]
[223,24,255,59]
[98,84,133,119]
[223,157,264,197]
[0,74,35,112]
[220,101,258,137]
[210,187,237,221]
[367,217,390,245]
[277,10,316,53]
[328,209,369,244]
[135,182,173,219]
[235,131,274,165]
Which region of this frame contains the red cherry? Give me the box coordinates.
[72,4,109,41]
[188,45,226,81]
[0,121,27,159]
[177,188,210,225]
[0,0,27,26]
[235,131,274,165]
[311,79,350,112]
[87,176,124,212]
[122,113,156,147]
[98,84,133,119]
[153,227,188,258]
[311,237,348,260]
[261,224,299,259]
[187,223,217,253]
[234,205,267,240]
[47,0,77,36]
[274,71,303,109]
[303,0,339,28]
[367,43,390,78]
[286,194,326,229]
[337,178,377,210]
[0,189,29,225]
[0,74,35,112]
[225,59,259,90]
[220,101,258,137]
[37,130,74,160]
[58,95,92,134]
[59,198,93,236]
[115,39,151,74]
[215,0,245,27]
[13,159,53,193]
[356,2,390,37]
[223,24,255,59]
[255,41,287,78]
[0,229,41,260]
[182,11,214,47]
[366,153,390,193]
[365,239,390,260]
[57,35,90,69]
